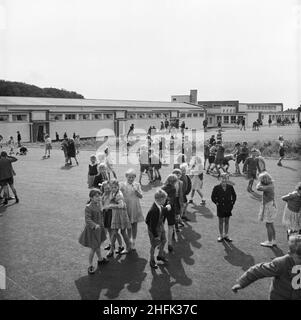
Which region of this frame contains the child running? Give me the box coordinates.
[78,189,108,274]
[277,135,285,166]
[120,169,144,251]
[232,234,301,300]
[282,182,301,238]
[256,172,277,247]
[146,189,171,269]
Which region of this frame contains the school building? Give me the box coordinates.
[171,90,299,128]
[0,96,206,142]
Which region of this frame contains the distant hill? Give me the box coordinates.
[0,80,84,99]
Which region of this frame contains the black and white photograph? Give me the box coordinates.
[0,0,301,305]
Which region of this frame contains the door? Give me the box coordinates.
[37,125,45,142]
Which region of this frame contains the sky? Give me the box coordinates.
[0,0,300,109]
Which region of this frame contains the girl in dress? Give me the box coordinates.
[78,189,108,274]
[107,179,131,256]
[87,155,98,188]
[7,136,15,155]
[104,147,117,179]
[277,135,285,166]
[44,134,52,158]
[256,172,277,247]
[100,181,123,254]
[120,169,144,251]
[282,182,301,238]
[188,156,205,205]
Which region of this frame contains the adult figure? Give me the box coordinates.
[73,132,76,140]
[164,119,169,130]
[211,173,237,242]
[180,121,186,134]
[160,121,164,131]
[268,118,272,127]
[63,132,68,139]
[127,124,134,138]
[203,119,208,132]
[17,131,21,147]
[217,120,222,129]
[236,119,240,129]
[0,151,19,205]
[61,137,69,166]
[55,132,59,142]
[241,118,246,131]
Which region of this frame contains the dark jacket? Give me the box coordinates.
[0,156,17,181]
[211,184,237,214]
[180,174,192,196]
[93,172,109,189]
[67,139,76,158]
[145,202,167,237]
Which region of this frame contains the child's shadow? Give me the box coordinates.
[75,252,147,300]
[60,165,73,170]
[149,267,176,300]
[280,165,298,172]
[271,246,285,257]
[222,242,255,271]
[190,205,214,219]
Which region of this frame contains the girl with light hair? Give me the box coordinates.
[256,172,277,247]
[188,156,205,205]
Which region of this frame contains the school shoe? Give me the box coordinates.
[15,197,19,203]
[260,241,273,247]
[271,240,277,247]
[217,236,223,242]
[224,236,232,242]
[104,244,111,251]
[120,248,129,255]
[188,200,193,204]
[277,162,282,166]
[115,246,124,254]
[150,260,158,269]
[87,266,96,274]
[157,256,168,263]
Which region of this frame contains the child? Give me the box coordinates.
[120,169,144,251]
[173,153,186,170]
[100,181,123,254]
[107,179,131,256]
[222,154,235,173]
[104,147,117,180]
[277,135,285,166]
[66,138,79,166]
[232,234,301,300]
[188,156,205,205]
[256,172,277,247]
[146,189,171,269]
[216,128,222,144]
[87,155,98,188]
[75,135,80,155]
[16,146,28,156]
[172,168,185,232]
[207,142,217,174]
[233,143,242,174]
[162,174,178,253]
[256,149,266,174]
[214,141,225,177]
[179,163,192,221]
[93,163,109,189]
[137,145,151,184]
[61,138,69,166]
[150,148,161,182]
[243,148,259,192]
[282,182,301,238]
[204,141,210,169]
[211,173,237,242]
[7,136,15,155]
[236,141,249,175]
[78,189,108,274]
[44,134,52,158]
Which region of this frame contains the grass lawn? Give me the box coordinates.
[0,146,300,300]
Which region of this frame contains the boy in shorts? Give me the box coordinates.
[145,189,171,269]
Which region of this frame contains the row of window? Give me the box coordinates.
[247,105,277,110]
[216,115,243,124]
[180,113,204,118]
[127,113,171,119]
[0,114,27,121]
[50,113,113,121]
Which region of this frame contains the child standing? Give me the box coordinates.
[93,163,109,189]
[172,168,185,232]
[243,148,259,192]
[207,142,217,174]
[87,155,98,188]
[100,181,123,254]
[277,135,285,166]
[120,169,144,251]
[282,183,301,238]
[78,189,108,274]
[256,172,277,247]
[44,134,52,158]
[179,163,192,221]
[188,156,205,205]
[104,147,117,180]
[107,180,131,256]
[7,136,15,155]
[146,189,171,269]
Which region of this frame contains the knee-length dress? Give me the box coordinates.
[282,191,301,231]
[120,181,144,224]
[190,163,203,190]
[78,202,106,249]
[110,190,131,230]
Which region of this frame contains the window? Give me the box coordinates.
[138,113,145,119]
[213,104,221,107]
[155,113,162,118]
[92,114,102,120]
[172,98,177,101]
[79,114,90,120]
[217,116,222,121]
[193,113,198,117]
[12,114,27,121]
[50,114,63,121]
[180,113,186,118]
[147,113,153,119]
[163,113,169,118]
[127,113,136,119]
[230,116,236,124]
[104,114,113,120]
[65,114,76,120]
[0,114,9,121]
[186,113,192,118]
[199,113,204,117]
[223,116,229,124]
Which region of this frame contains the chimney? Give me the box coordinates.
[190,89,197,104]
